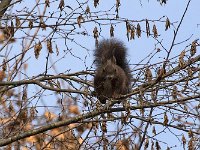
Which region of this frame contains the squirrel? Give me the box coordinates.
[93,39,131,104]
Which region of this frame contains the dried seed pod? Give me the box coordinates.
[58,0,65,10]
[28,20,33,29]
[188,129,193,138]
[15,17,21,29]
[163,112,168,126]
[34,41,42,59]
[182,135,186,148]
[2,59,6,71]
[93,26,99,39]
[172,85,178,99]
[126,21,131,40]
[101,121,107,133]
[136,23,141,38]
[165,17,170,30]
[146,19,150,37]
[40,22,46,30]
[77,15,84,28]
[47,39,53,53]
[110,24,114,37]
[155,141,161,150]
[152,24,158,38]
[85,5,90,14]
[144,137,149,149]
[45,0,50,7]
[94,0,99,8]
[190,41,197,56]
[179,50,185,68]
[188,138,194,150]
[145,67,153,82]
[130,26,135,40]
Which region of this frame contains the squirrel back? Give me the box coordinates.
[94,39,131,104]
